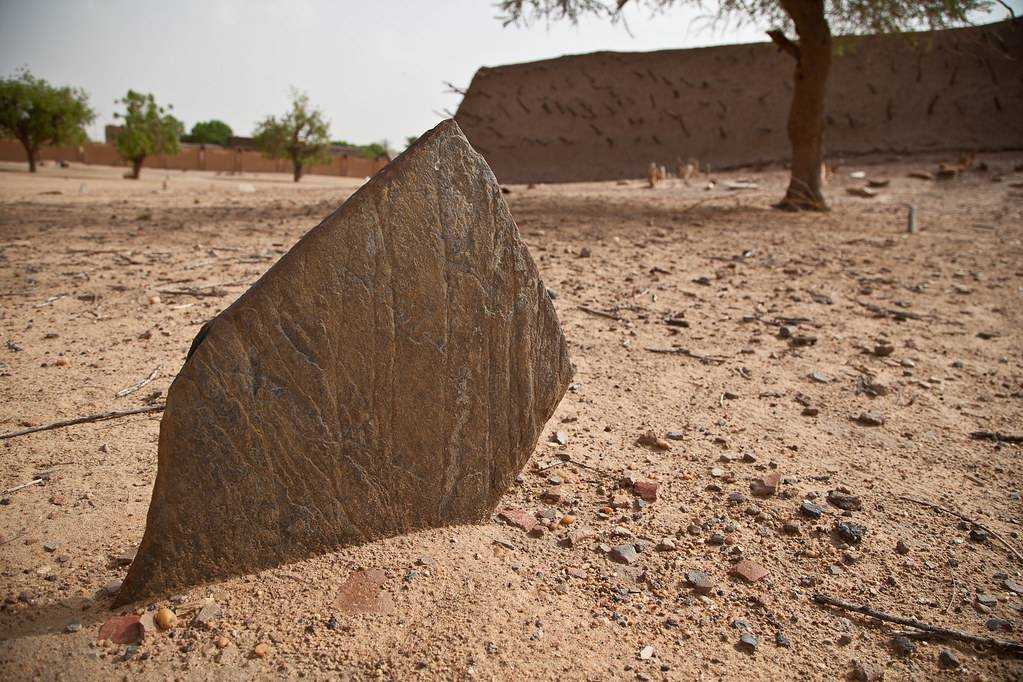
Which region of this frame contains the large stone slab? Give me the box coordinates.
[116,120,572,605]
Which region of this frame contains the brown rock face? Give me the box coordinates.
[116,119,572,605]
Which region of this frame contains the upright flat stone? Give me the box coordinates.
[116,120,572,605]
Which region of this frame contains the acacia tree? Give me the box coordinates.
[186,119,232,146]
[114,90,184,179]
[253,90,331,182]
[0,69,95,173]
[498,0,997,211]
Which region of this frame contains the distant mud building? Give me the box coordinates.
[454,19,1023,184]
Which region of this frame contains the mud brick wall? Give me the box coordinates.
[0,140,388,178]
[455,19,1023,184]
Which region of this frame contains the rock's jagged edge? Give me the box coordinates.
[116,119,572,606]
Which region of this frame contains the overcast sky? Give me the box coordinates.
[1,1,1017,148]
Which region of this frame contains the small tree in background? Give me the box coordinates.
[114,90,183,179]
[185,119,232,146]
[333,139,391,159]
[498,0,998,211]
[0,69,95,173]
[253,90,331,182]
[362,141,389,159]
[404,135,420,149]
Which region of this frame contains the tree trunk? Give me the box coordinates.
[130,156,144,180]
[19,137,37,173]
[292,159,303,183]
[772,1,832,211]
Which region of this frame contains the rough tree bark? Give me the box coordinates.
[129,156,144,180]
[292,157,303,183]
[16,132,38,173]
[771,0,832,211]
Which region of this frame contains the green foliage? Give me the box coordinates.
[404,135,420,149]
[497,1,997,34]
[185,119,232,146]
[0,68,95,170]
[333,139,390,159]
[253,90,331,174]
[361,142,389,159]
[113,90,183,164]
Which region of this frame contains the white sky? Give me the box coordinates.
[0,0,1018,148]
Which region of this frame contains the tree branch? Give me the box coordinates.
[0,405,165,440]
[993,0,1016,19]
[899,495,1023,565]
[767,29,800,62]
[813,594,1023,654]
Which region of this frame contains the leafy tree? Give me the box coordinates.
[498,1,996,211]
[0,69,95,173]
[405,135,420,149]
[362,142,389,159]
[185,119,232,146]
[333,139,390,159]
[113,90,184,179]
[254,90,331,182]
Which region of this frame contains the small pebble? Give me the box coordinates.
[800,501,824,519]
[835,521,866,544]
[737,632,758,653]
[610,544,638,565]
[154,606,177,630]
[938,649,961,669]
[892,635,915,656]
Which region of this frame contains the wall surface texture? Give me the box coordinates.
[454,19,1023,184]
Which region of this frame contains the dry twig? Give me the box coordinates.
[645,347,728,365]
[577,305,623,322]
[116,366,160,398]
[0,405,166,441]
[2,479,43,495]
[970,430,1023,444]
[853,299,925,321]
[813,593,1023,654]
[899,496,1023,565]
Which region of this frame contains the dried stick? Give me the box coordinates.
[899,496,1023,565]
[0,405,165,441]
[577,306,623,322]
[157,287,227,298]
[116,366,160,398]
[2,479,42,495]
[813,594,1023,654]
[645,347,728,365]
[854,299,925,321]
[559,453,615,479]
[971,430,1023,444]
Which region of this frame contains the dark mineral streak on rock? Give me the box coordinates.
[116,119,573,605]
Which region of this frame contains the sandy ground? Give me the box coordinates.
[0,157,1021,680]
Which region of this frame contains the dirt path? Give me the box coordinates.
[1,158,1021,680]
